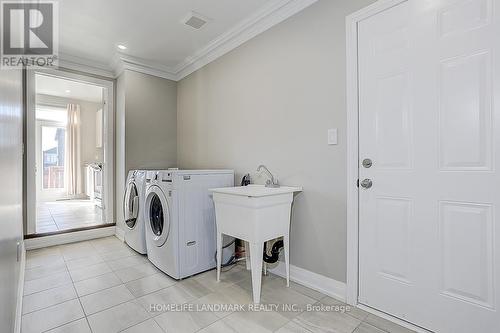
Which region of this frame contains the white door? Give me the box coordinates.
[358,0,499,332]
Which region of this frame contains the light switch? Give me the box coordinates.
[328,128,338,145]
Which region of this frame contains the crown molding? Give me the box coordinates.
[111,54,178,81]
[173,0,318,80]
[58,52,116,78]
[58,0,318,81]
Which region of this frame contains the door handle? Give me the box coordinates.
[362,158,372,168]
[360,179,372,189]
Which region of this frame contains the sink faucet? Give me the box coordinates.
[256,165,279,188]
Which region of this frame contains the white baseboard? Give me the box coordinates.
[115,226,125,242]
[268,261,346,302]
[15,240,25,333]
[25,226,117,250]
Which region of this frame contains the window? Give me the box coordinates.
[36,106,67,191]
[36,106,67,123]
[41,125,65,189]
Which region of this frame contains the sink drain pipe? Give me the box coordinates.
[263,240,283,264]
[214,238,236,267]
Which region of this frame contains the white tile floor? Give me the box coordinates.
[36,200,105,233]
[22,237,415,333]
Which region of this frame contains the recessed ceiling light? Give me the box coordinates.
[65,89,71,93]
[117,44,127,50]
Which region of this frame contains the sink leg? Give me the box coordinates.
[216,232,222,282]
[249,242,264,304]
[284,234,290,287]
[245,241,251,270]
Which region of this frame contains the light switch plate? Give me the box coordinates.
[328,128,338,145]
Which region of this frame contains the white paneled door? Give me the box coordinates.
[358,0,499,332]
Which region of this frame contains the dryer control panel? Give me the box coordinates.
[146,170,173,183]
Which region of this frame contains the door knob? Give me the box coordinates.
[360,179,372,189]
[362,158,372,168]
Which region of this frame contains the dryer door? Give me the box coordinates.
[124,181,139,229]
[146,185,171,246]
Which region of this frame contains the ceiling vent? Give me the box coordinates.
[183,11,210,30]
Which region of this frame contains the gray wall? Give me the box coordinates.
[0,69,24,331]
[177,0,376,282]
[115,70,177,232]
[124,71,177,172]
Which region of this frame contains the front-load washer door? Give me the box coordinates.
[124,181,139,229]
[146,185,171,247]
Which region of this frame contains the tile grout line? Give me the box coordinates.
[73,279,95,333]
[22,238,126,333]
[116,282,231,333]
[39,200,104,232]
[151,316,168,333]
[33,246,96,333]
[48,204,63,232]
[358,319,394,333]
[25,237,385,333]
[78,285,136,317]
[24,260,81,333]
[116,314,163,333]
[21,282,77,315]
[48,204,58,232]
[25,265,304,317]
[22,279,73,297]
[23,245,137,302]
[39,317,85,333]
[75,282,95,333]
[75,265,245,332]
[351,320,364,333]
[24,267,69,283]
[192,316,224,333]
[72,264,162,297]
[67,263,115,283]
[25,272,241,332]
[272,319,298,333]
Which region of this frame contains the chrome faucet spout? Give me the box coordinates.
[256,165,279,188]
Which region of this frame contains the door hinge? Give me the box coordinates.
[356,179,359,188]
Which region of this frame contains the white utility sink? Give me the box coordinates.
[210,184,302,197]
[210,184,302,303]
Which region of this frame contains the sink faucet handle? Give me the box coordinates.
[257,164,280,188]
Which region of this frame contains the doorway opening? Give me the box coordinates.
[26,70,114,236]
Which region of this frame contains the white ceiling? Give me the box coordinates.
[60,0,272,69]
[57,0,318,80]
[36,75,103,103]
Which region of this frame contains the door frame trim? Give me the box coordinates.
[24,226,117,250]
[26,68,115,234]
[345,0,408,306]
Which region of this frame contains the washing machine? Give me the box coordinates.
[123,170,147,254]
[144,169,234,279]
